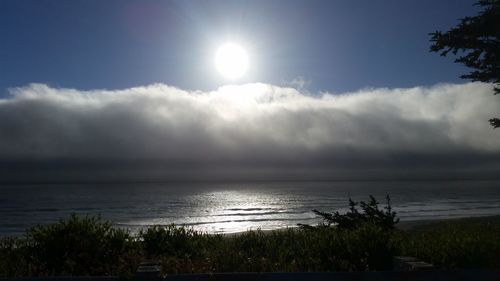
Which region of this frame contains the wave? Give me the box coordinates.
[117,217,315,228]
[225,207,276,211]
[212,210,309,217]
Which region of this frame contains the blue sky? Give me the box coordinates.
[0,0,478,95]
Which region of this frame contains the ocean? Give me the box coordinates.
[1,180,499,236]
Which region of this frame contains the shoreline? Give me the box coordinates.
[3,214,500,238]
[396,214,500,231]
[218,214,500,237]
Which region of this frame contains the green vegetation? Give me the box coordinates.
[0,214,142,278]
[400,217,500,269]
[1,197,500,277]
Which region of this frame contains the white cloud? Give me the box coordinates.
[285,76,310,90]
[0,82,499,180]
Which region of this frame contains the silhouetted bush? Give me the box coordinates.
[140,225,217,259]
[23,214,140,277]
[300,195,399,230]
[0,237,28,277]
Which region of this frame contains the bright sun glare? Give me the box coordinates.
[215,43,249,80]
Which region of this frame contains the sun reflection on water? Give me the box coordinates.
[126,188,318,235]
[186,190,294,234]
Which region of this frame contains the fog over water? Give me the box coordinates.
[0,82,499,182]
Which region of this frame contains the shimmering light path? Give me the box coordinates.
[1,180,500,236]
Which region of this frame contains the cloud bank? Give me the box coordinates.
[0,82,499,182]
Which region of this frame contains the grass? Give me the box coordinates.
[400,216,500,269]
[1,214,500,277]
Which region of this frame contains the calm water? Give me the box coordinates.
[1,180,500,236]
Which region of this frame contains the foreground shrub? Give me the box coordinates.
[329,223,402,271]
[401,219,500,269]
[0,237,28,277]
[294,195,402,270]
[140,225,219,258]
[301,195,399,230]
[2,204,500,277]
[23,214,140,277]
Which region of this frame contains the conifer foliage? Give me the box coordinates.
[430,0,500,128]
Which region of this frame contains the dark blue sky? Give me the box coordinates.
[0,0,477,95]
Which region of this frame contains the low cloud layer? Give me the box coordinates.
[0,82,499,182]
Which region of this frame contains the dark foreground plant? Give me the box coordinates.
[23,214,140,277]
[401,218,500,269]
[2,203,500,277]
[300,195,400,230]
[140,225,218,259]
[0,237,27,277]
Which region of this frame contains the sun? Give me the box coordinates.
[215,43,249,79]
